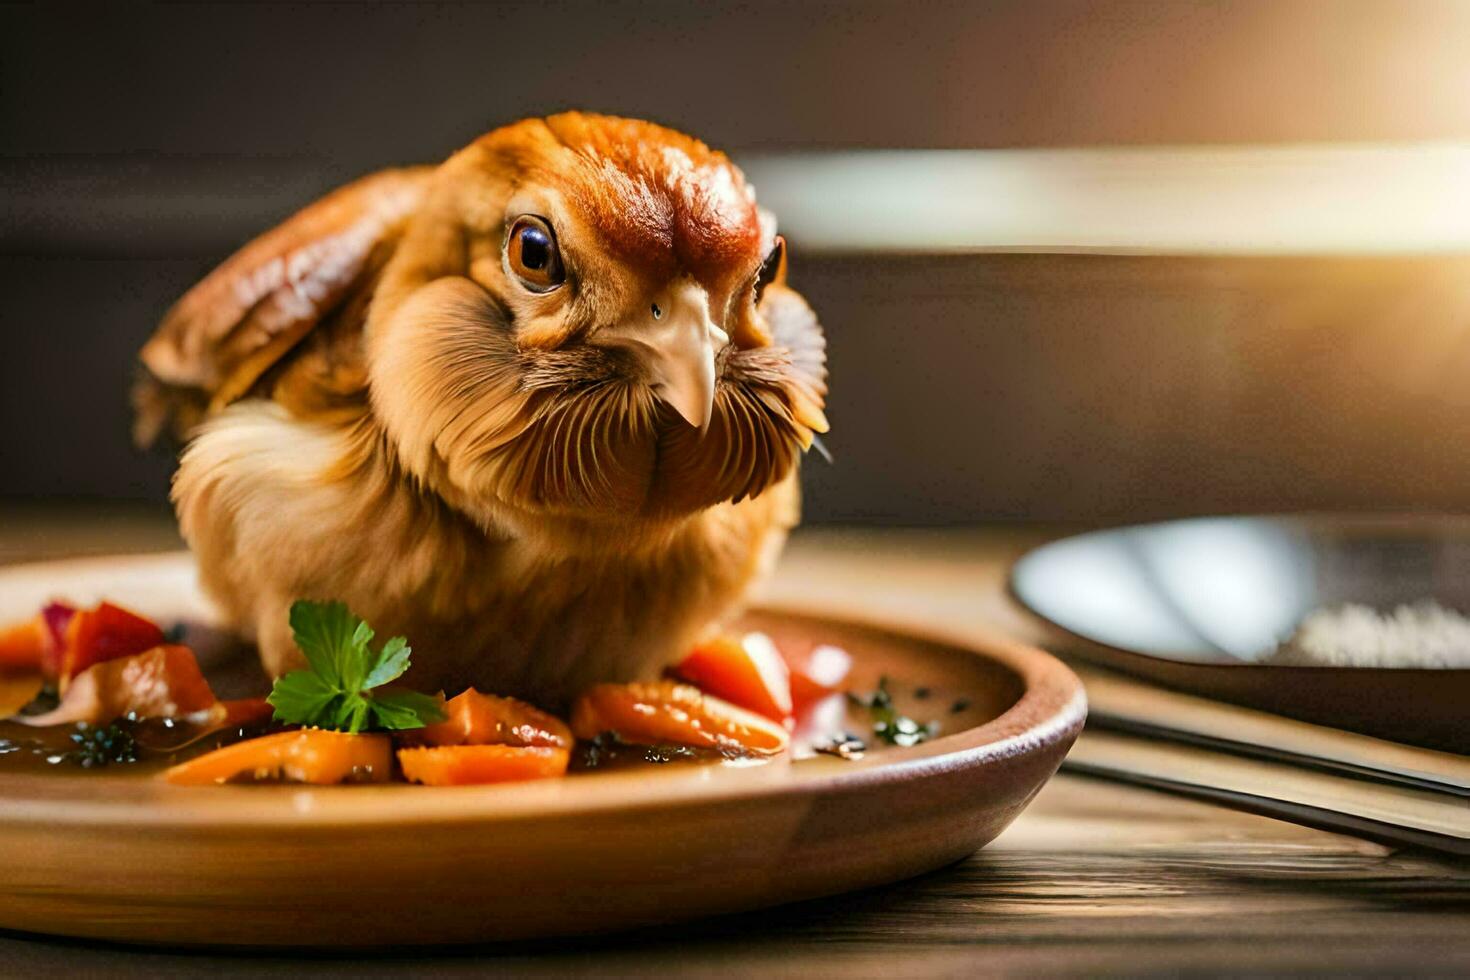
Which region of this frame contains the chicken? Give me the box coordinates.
[133,113,828,707]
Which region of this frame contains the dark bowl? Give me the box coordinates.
[1011,513,1470,752]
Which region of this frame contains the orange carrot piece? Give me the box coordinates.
[59,602,165,689]
[0,671,44,718]
[165,729,392,785]
[414,689,572,749]
[22,645,217,727]
[398,744,570,786]
[673,633,793,723]
[571,680,790,756]
[0,616,49,673]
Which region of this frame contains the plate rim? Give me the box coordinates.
[0,551,1088,831]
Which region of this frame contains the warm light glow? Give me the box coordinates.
[744,144,1470,255]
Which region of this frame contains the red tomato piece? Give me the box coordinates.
[22,645,217,727]
[792,691,850,744]
[39,601,77,677]
[213,696,276,729]
[785,642,854,711]
[571,680,790,756]
[414,689,572,749]
[59,602,165,689]
[673,632,793,722]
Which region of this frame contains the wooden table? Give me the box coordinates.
[1,506,1466,975]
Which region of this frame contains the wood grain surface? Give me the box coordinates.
[0,508,1467,974]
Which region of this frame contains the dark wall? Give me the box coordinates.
[9,0,1470,160]
[6,1,1470,521]
[798,254,1470,523]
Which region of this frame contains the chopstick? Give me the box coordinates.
[1063,729,1470,856]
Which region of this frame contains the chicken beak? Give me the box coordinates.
[649,291,725,429]
[602,281,727,429]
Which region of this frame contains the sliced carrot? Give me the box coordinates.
[59,602,165,689]
[0,616,49,673]
[0,671,44,718]
[0,602,86,677]
[413,689,572,749]
[165,729,393,785]
[673,633,793,722]
[398,744,570,786]
[22,645,217,727]
[571,680,790,756]
[784,642,853,711]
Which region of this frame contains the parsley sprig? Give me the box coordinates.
[267,601,446,733]
[849,677,939,748]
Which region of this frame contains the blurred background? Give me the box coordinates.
[5,0,1470,532]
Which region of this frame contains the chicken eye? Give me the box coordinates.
[753,235,785,304]
[506,216,565,292]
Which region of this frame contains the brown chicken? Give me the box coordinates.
[133,113,828,706]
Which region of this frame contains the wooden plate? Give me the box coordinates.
[0,553,1084,947]
[1011,513,1470,752]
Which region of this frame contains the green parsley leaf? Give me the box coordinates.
[362,634,411,689]
[267,669,341,724]
[267,601,445,732]
[288,600,358,687]
[368,689,446,731]
[345,619,375,691]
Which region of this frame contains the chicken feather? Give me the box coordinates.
[137,113,826,705]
